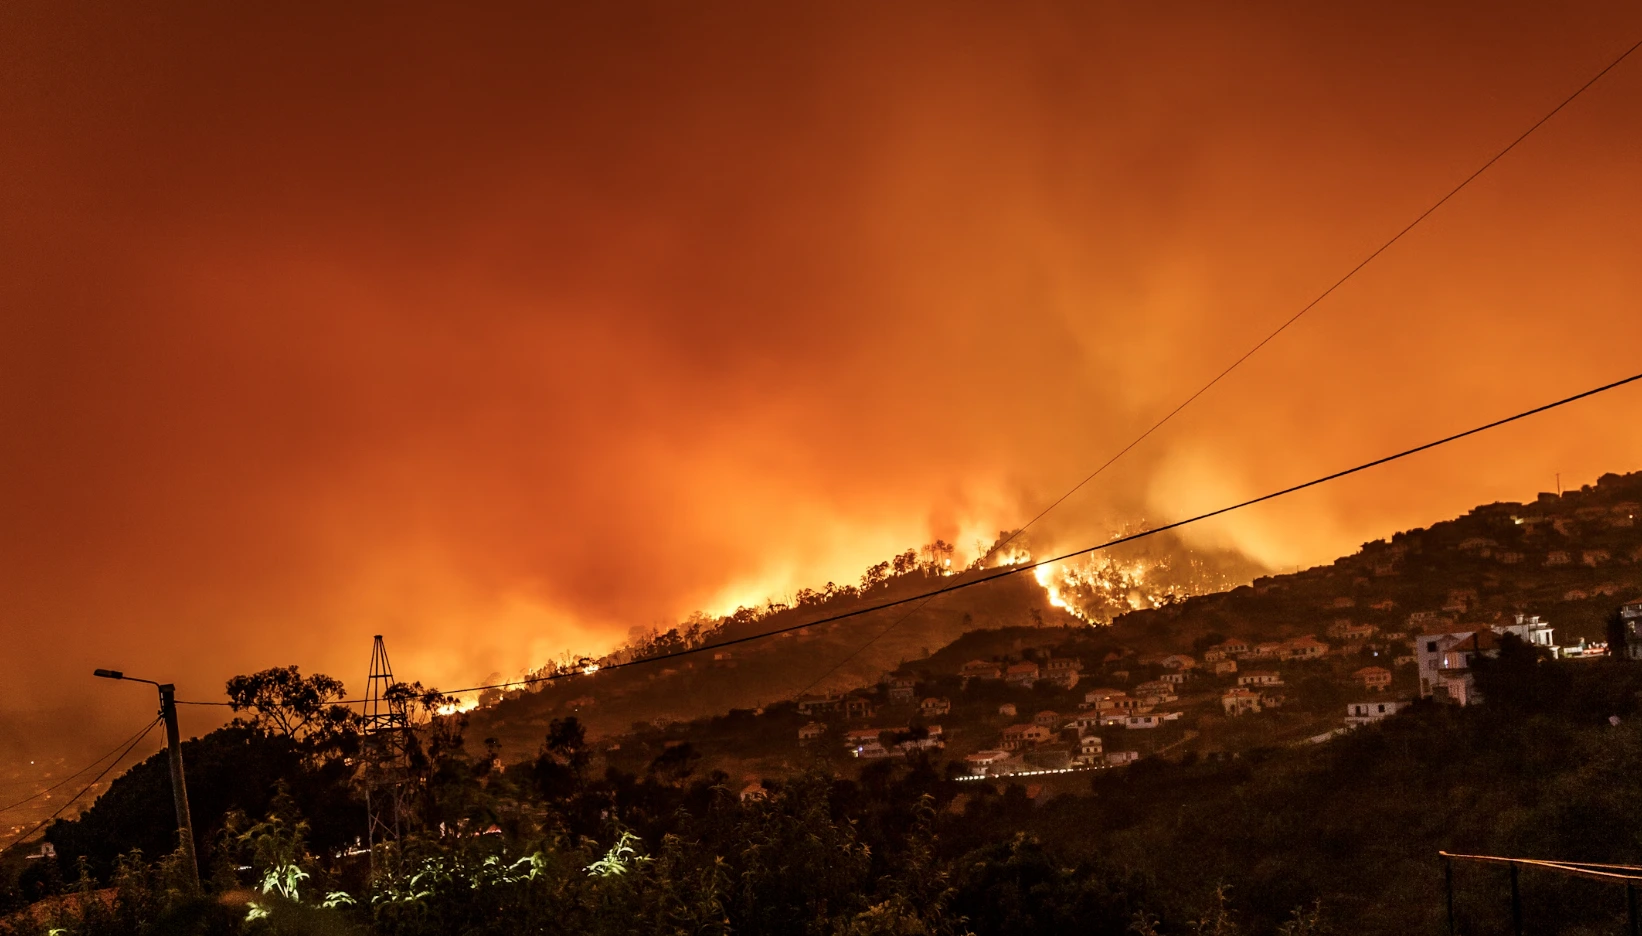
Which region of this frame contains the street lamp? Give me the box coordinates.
[93,668,201,890]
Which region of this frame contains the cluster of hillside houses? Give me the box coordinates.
[789,596,1609,778]
[961,654,1157,776]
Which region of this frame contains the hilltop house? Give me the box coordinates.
[1498,613,1555,650]
[1067,713,1104,736]
[1221,687,1261,716]
[1328,621,1377,642]
[1216,638,1251,657]
[1415,629,1501,704]
[1104,712,1181,730]
[1238,670,1284,688]
[1353,666,1393,691]
[1416,615,1558,700]
[1000,723,1053,751]
[798,722,828,741]
[1105,751,1140,766]
[1082,688,1125,707]
[1005,661,1041,687]
[920,697,951,718]
[1346,700,1408,726]
[1279,636,1329,661]
[1044,658,1083,689]
[1160,654,1197,671]
[885,678,917,703]
[1075,734,1105,765]
[997,702,1018,717]
[796,692,842,716]
[1033,710,1061,729]
[1212,659,1238,675]
[1134,679,1174,698]
[965,750,1012,777]
[844,728,890,758]
[1160,672,1190,686]
[844,693,877,720]
[961,659,1003,681]
[1091,694,1146,714]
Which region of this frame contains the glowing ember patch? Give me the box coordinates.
[1025,540,1235,625]
[436,697,479,716]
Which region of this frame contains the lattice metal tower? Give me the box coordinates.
[362,634,412,863]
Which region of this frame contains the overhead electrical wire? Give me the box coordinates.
[0,716,164,849]
[182,369,1642,707]
[0,717,164,817]
[993,33,1642,556]
[791,33,1642,693]
[177,34,1642,711]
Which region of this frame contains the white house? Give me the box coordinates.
[1075,734,1105,764]
[1112,712,1180,730]
[1345,700,1409,726]
[965,750,1012,776]
[1415,629,1503,703]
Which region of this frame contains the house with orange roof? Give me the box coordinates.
[1221,687,1261,716]
[1353,666,1393,691]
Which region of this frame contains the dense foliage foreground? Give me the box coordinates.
[7,647,1642,935]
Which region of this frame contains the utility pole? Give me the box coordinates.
[158,684,200,889]
[93,669,201,891]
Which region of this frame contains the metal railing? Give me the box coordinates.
[1440,851,1642,935]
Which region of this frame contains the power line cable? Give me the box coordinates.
[171,36,1642,713]
[185,368,1640,707]
[0,718,164,816]
[991,33,1642,559]
[792,34,1642,693]
[0,717,164,850]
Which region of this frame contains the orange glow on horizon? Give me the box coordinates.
[2,3,1640,761]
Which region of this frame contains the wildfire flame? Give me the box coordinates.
[1020,543,1233,625]
[436,697,479,717]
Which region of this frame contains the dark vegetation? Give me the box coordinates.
[8,641,1642,935]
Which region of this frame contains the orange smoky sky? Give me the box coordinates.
[3,3,1641,759]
